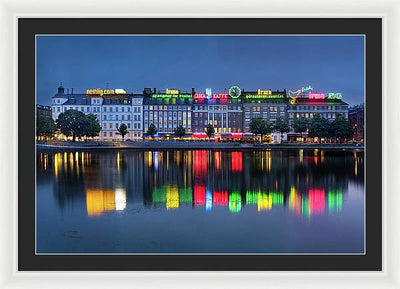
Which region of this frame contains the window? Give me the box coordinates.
[87,107,90,112]
[122,107,125,112]
[103,115,107,120]
[103,123,107,129]
[116,107,119,112]
[109,132,112,137]
[109,123,112,128]
[57,107,60,112]
[127,123,130,128]
[103,132,107,137]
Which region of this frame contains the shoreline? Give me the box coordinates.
[36,142,364,151]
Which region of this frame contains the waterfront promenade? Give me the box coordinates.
[36,141,364,151]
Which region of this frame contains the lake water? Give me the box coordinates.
[36,149,364,254]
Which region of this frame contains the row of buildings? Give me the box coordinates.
[47,84,358,141]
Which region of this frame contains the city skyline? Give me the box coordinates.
[36,35,365,106]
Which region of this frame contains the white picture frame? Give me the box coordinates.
[0,0,397,288]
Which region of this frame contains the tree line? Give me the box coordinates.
[37,109,102,142]
[249,114,354,143]
[37,109,354,143]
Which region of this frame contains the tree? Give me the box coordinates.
[147,123,158,138]
[274,117,290,142]
[117,123,128,140]
[329,115,354,143]
[205,123,215,139]
[308,114,330,142]
[292,117,309,133]
[249,118,273,142]
[174,125,186,139]
[83,114,101,140]
[36,116,56,141]
[56,109,87,142]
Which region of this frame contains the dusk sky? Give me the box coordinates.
[36,35,364,106]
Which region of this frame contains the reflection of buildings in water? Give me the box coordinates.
[144,150,193,205]
[288,186,342,218]
[228,191,241,213]
[246,191,284,212]
[149,184,343,218]
[47,151,139,213]
[153,184,192,209]
[41,150,356,218]
[86,188,127,217]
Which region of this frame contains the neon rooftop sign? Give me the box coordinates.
[194,93,229,99]
[165,89,180,95]
[308,92,325,99]
[327,92,342,99]
[152,93,192,98]
[86,88,127,96]
[245,94,285,99]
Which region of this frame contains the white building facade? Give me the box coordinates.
[51,85,143,141]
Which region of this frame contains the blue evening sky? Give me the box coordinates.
[36,35,364,106]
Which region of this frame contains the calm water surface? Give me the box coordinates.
[37,149,364,253]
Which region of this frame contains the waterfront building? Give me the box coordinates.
[348,104,364,142]
[286,86,349,127]
[241,88,287,132]
[36,104,52,118]
[51,85,143,140]
[142,88,193,136]
[192,86,243,134]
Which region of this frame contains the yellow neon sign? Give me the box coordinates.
[86,88,116,96]
[257,89,272,95]
[166,89,180,95]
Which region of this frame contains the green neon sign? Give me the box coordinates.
[245,94,285,99]
[152,94,192,98]
[327,93,342,99]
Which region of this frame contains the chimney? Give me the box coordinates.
[57,84,65,95]
[71,88,74,95]
[67,88,69,94]
[153,88,156,94]
[192,88,195,95]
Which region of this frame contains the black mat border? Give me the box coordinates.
[18,18,382,271]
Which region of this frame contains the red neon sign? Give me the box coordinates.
[308,92,325,99]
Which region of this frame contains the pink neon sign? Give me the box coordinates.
[193,93,229,99]
[308,92,325,99]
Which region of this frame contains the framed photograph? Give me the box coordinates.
[3,0,397,287]
[18,17,381,271]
